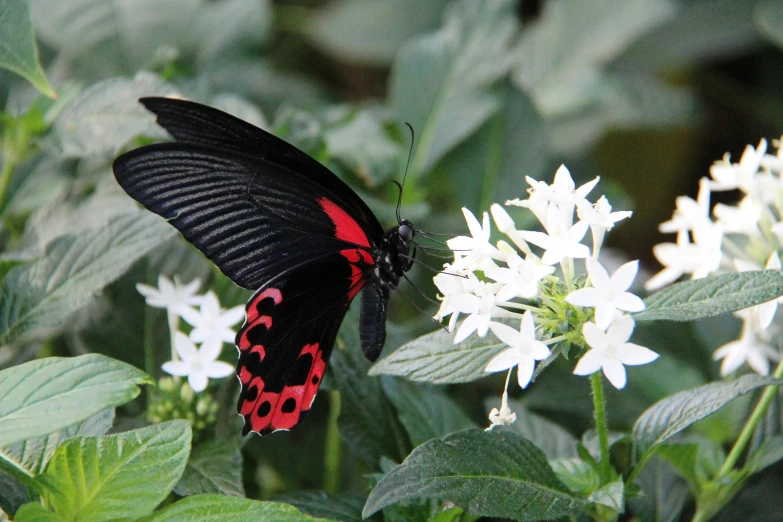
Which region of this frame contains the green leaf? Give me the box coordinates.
[549,459,600,497]
[0,0,55,97]
[746,435,783,474]
[632,375,783,461]
[0,211,175,345]
[306,0,448,65]
[51,72,176,158]
[427,507,465,522]
[369,324,506,384]
[656,438,724,489]
[0,355,149,447]
[36,421,191,521]
[0,470,30,518]
[390,0,517,174]
[0,408,114,480]
[363,429,586,520]
[331,341,410,467]
[755,0,783,49]
[589,478,624,513]
[274,491,365,522]
[499,399,578,460]
[634,271,783,322]
[14,502,67,521]
[382,379,475,447]
[145,494,332,522]
[174,438,244,497]
[626,456,688,522]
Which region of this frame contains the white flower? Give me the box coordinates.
[447,207,504,271]
[566,259,645,330]
[646,224,724,290]
[162,332,234,392]
[433,267,473,332]
[485,312,551,388]
[713,196,761,236]
[658,178,712,234]
[519,204,590,265]
[180,291,245,345]
[486,382,517,431]
[573,316,659,389]
[713,318,778,376]
[449,277,509,343]
[522,165,599,228]
[136,275,202,314]
[490,203,531,254]
[708,139,767,193]
[576,195,632,256]
[485,252,553,301]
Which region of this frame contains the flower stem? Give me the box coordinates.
[717,358,783,478]
[590,372,613,484]
[143,306,155,380]
[167,310,180,361]
[323,390,342,494]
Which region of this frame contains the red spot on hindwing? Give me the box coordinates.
[317,197,371,248]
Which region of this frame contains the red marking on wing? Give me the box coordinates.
[246,288,283,323]
[338,248,373,299]
[317,197,371,248]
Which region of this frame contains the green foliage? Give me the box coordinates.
[364,430,586,521]
[0,0,55,97]
[635,270,783,322]
[632,375,783,461]
[1,0,782,520]
[370,322,506,384]
[0,355,150,447]
[35,421,191,519]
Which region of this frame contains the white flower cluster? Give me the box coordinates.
[648,139,783,376]
[137,275,242,392]
[434,166,658,428]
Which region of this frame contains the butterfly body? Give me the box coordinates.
[113,97,414,436]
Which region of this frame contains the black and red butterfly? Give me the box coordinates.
[113,97,416,436]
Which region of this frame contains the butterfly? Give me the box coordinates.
[113,97,416,436]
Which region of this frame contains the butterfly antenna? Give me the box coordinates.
[395,122,415,224]
[401,273,441,306]
[392,286,449,334]
[398,254,468,279]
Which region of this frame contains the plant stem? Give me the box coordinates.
[323,390,342,494]
[591,372,613,484]
[144,306,155,380]
[717,358,783,478]
[0,159,15,211]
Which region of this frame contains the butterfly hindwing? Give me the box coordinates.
[236,252,371,435]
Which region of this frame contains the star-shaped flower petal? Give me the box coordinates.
[708,139,767,193]
[450,278,507,343]
[658,178,712,234]
[136,275,203,314]
[519,204,590,265]
[484,311,551,388]
[181,291,245,345]
[162,332,235,392]
[485,252,554,301]
[566,259,645,330]
[577,195,632,256]
[573,316,659,389]
[447,207,504,271]
[646,224,724,290]
[433,267,474,332]
[713,318,778,376]
[521,166,600,228]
